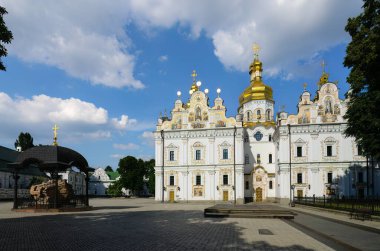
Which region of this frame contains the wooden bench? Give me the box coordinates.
[350,208,373,221]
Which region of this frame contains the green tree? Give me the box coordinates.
[104,165,113,172]
[344,0,380,159]
[145,159,155,194]
[14,132,34,151]
[107,180,123,197]
[0,6,13,71]
[117,156,146,195]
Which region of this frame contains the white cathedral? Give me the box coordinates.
[154,47,379,204]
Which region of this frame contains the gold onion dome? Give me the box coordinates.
[239,45,273,107]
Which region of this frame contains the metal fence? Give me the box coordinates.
[293,195,380,216]
[16,195,87,209]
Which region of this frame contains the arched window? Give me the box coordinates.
[246,110,252,121]
[257,109,261,116]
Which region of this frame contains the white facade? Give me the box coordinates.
[154,53,380,203]
[60,169,86,195]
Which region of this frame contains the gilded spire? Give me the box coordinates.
[52,124,59,146]
[190,70,199,93]
[317,60,329,88]
[252,43,260,60]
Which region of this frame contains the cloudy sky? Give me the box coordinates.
[0,0,362,169]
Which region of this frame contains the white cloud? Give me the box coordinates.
[3,0,143,89]
[110,154,125,159]
[158,55,168,62]
[111,115,138,130]
[113,143,139,150]
[1,0,362,85]
[127,0,362,77]
[0,92,141,144]
[141,131,154,147]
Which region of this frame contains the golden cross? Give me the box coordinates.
[52,124,59,146]
[53,124,59,138]
[191,70,197,82]
[321,60,327,73]
[303,83,307,91]
[252,43,260,58]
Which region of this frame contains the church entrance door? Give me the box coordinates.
[169,191,175,202]
[297,190,303,198]
[223,191,228,201]
[256,187,262,202]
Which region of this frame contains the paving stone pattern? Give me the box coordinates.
[0,198,332,251]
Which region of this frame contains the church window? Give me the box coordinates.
[169,151,174,161]
[196,175,201,185]
[297,147,302,157]
[245,181,249,190]
[326,145,332,156]
[245,154,249,164]
[254,131,263,141]
[357,145,363,156]
[269,134,272,142]
[269,154,272,163]
[257,154,261,164]
[246,111,252,121]
[223,175,228,185]
[297,173,303,184]
[223,149,228,159]
[169,176,174,186]
[257,109,261,116]
[269,180,273,189]
[327,172,333,184]
[195,150,201,160]
[266,109,271,121]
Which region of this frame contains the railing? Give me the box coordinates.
[17,195,87,209]
[293,195,380,216]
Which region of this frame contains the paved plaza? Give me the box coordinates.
[0,198,379,250]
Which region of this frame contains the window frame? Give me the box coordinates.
[195,149,201,160]
[297,146,302,157]
[223,175,228,185]
[327,172,333,184]
[297,173,303,184]
[169,175,174,186]
[196,175,201,185]
[169,150,175,161]
[326,145,333,157]
[222,148,229,160]
[269,154,272,163]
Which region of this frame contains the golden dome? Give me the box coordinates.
[238,58,273,108]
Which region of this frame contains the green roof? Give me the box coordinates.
[106,171,120,180]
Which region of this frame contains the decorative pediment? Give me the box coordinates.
[167,143,178,149]
[193,142,204,148]
[324,137,337,144]
[220,141,231,147]
[295,138,306,144]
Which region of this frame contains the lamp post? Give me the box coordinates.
[161,130,165,203]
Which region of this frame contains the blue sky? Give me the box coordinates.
[0,0,362,169]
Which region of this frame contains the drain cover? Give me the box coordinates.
[258,229,273,235]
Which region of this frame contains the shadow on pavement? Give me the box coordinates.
[0,209,315,251]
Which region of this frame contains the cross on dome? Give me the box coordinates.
[52,124,59,146]
[321,60,327,73]
[191,70,197,83]
[252,43,260,59]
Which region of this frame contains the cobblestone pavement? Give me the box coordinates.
[0,198,334,250]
